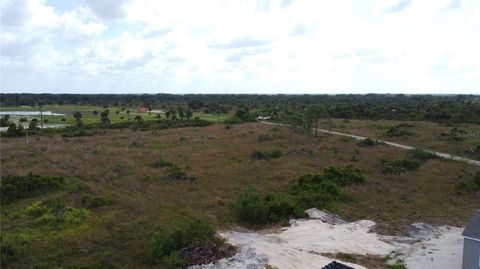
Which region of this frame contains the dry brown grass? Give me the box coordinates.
[322,119,480,159]
[1,122,479,267]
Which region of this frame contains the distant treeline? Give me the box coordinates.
[1,93,479,123]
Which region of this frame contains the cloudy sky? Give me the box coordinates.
[1,0,479,94]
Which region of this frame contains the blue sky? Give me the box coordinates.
[1,0,479,94]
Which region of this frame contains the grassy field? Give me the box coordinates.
[1,122,479,268]
[1,104,229,126]
[320,119,480,160]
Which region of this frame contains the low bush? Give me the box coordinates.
[81,195,115,209]
[61,128,93,137]
[387,262,407,269]
[384,125,414,137]
[380,158,421,174]
[1,173,66,204]
[0,240,16,266]
[25,199,91,228]
[223,116,244,125]
[455,171,480,193]
[357,138,378,147]
[232,165,365,226]
[25,201,49,218]
[257,134,274,142]
[163,166,196,181]
[250,149,283,160]
[148,160,195,181]
[148,219,221,268]
[150,159,175,168]
[407,148,435,162]
[440,127,467,142]
[232,188,269,225]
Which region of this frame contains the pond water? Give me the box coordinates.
[0,111,65,116]
[0,123,68,132]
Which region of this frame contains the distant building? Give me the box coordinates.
[462,209,480,269]
[137,107,149,113]
[322,261,354,269]
[256,116,271,120]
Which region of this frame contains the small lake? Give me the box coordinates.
[0,123,68,132]
[0,111,65,116]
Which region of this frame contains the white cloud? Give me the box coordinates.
[1,0,479,94]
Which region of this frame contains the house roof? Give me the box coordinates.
[463,209,480,240]
[322,261,355,269]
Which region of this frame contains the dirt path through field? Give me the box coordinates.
[261,121,480,167]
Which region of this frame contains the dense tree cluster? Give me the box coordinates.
[1,93,479,123]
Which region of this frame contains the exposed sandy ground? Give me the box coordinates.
[192,209,464,269]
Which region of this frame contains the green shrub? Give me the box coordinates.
[232,165,366,226]
[0,173,66,204]
[250,149,283,160]
[408,148,435,162]
[387,262,407,269]
[61,128,92,137]
[322,165,366,186]
[163,166,195,181]
[455,171,480,193]
[25,201,49,218]
[232,188,269,225]
[440,127,466,141]
[162,251,187,269]
[384,126,413,137]
[148,219,219,266]
[26,199,90,228]
[270,149,282,158]
[81,195,114,209]
[150,159,175,168]
[357,138,378,147]
[64,208,90,225]
[223,116,244,124]
[380,158,421,174]
[263,193,304,223]
[0,241,16,266]
[257,134,274,142]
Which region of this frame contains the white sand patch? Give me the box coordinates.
[400,225,464,269]
[192,209,464,269]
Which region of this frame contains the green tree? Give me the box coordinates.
[186,109,193,120]
[178,107,185,120]
[6,123,23,137]
[92,110,98,117]
[73,111,83,128]
[134,115,143,124]
[187,99,204,110]
[0,115,10,127]
[101,111,110,128]
[28,119,39,131]
[304,105,328,137]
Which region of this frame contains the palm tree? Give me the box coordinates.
[304,105,328,137]
[73,111,83,128]
[101,111,110,128]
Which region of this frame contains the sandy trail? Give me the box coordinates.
[262,121,480,167]
[192,209,464,269]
